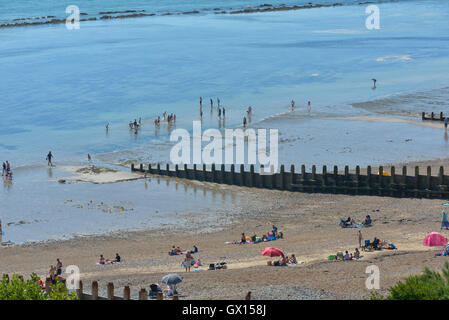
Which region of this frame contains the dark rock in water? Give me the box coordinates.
[182,10,200,14]
[58,179,66,184]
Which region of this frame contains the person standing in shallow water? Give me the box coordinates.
[210,98,213,111]
[243,116,247,127]
[46,151,53,166]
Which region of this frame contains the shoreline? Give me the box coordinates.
[0,1,382,29]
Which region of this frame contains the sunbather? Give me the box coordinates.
[353,248,360,259]
[289,254,297,264]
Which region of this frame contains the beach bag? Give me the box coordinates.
[328,255,336,260]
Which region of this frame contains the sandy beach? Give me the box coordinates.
[2,159,449,300]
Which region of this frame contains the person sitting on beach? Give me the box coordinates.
[115,253,121,263]
[49,265,56,284]
[289,254,297,264]
[240,233,246,244]
[343,251,350,260]
[353,248,360,259]
[174,246,182,254]
[372,237,380,250]
[197,258,202,266]
[192,245,198,253]
[362,215,372,226]
[99,255,105,265]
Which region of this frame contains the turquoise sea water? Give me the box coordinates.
[1,0,449,243]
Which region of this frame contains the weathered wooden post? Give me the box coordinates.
[221,164,225,184]
[440,166,445,185]
[175,164,179,177]
[140,288,148,300]
[431,112,434,120]
[422,112,425,120]
[378,166,384,196]
[166,163,170,176]
[290,165,295,190]
[230,164,235,185]
[280,165,285,190]
[355,165,360,194]
[427,166,432,198]
[91,281,99,300]
[107,282,114,300]
[139,164,143,172]
[322,165,327,190]
[367,166,372,195]
[45,277,52,294]
[157,163,161,174]
[211,164,216,182]
[344,165,349,194]
[193,164,197,180]
[333,165,338,193]
[123,286,130,300]
[240,164,245,186]
[148,163,152,173]
[415,166,420,197]
[311,165,317,192]
[131,163,135,172]
[202,164,206,181]
[249,164,255,187]
[184,164,188,178]
[77,280,84,300]
[260,165,265,188]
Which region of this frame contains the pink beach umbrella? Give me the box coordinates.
[261,247,284,257]
[423,232,448,247]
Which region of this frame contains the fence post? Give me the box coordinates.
[131,163,135,171]
[250,165,254,187]
[230,164,235,185]
[367,166,372,194]
[45,278,52,295]
[140,288,148,300]
[440,166,444,185]
[290,165,295,190]
[139,164,143,172]
[240,164,245,186]
[333,165,338,193]
[123,286,130,300]
[280,165,285,190]
[193,164,197,180]
[157,163,161,174]
[92,281,99,300]
[77,280,83,300]
[221,164,225,184]
[422,112,425,120]
[212,164,216,182]
[107,282,114,300]
[184,164,188,178]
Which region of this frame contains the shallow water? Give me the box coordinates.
[1,0,449,242]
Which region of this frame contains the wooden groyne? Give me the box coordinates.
[132,163,449,199]
[422,112,448,121]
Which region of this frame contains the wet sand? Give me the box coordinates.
[2,159,449,299]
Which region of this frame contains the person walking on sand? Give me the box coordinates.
[56,258,63,276]
[46,151,53,166]
[358,230,363,247]
[441,211,449,230]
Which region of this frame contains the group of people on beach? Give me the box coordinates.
[49,258,63,284]
[290,100,311,112]
[2,161,12,180]
[153,112,176,126]
[270,253,297,266]
[98,253,121,265]
[238,225,283,244]
[199,96,226,120]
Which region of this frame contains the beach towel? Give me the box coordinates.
[96,261,114,265]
